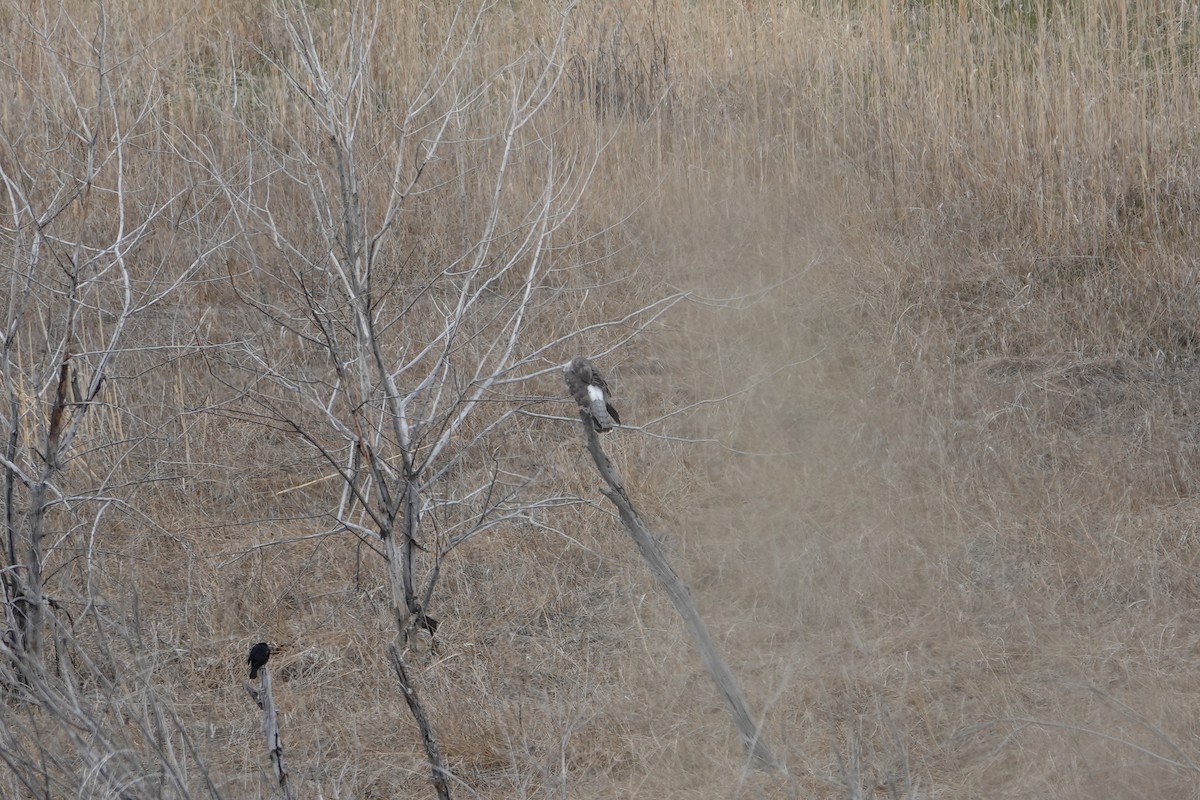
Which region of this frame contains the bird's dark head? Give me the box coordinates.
[566,356,593,379]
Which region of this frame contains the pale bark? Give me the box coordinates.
[574,409,780,769]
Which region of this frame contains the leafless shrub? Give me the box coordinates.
[175,0,679,793]
[0,5,227,796]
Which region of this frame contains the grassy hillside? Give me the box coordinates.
[3,0,1200,797]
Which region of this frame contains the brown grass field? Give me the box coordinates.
[4,0,1200,797]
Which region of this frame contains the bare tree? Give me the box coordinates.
[180,0,678,792]
[0,0,216,663]
[0,4,226,797]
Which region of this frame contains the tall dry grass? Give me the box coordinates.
[2,0,1200,797]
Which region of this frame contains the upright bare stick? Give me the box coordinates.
[247,668,295,800]
[570,405,779,769]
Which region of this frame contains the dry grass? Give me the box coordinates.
[4,0,1200,797]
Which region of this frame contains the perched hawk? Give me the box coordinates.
[564,356,621,433]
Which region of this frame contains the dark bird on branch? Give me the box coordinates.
[564,357,621,433]
[248,642,271,679]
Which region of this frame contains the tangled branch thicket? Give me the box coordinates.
[3,0,1200,797]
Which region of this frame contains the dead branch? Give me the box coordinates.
[572,407,781,770]
[247,668,295,800]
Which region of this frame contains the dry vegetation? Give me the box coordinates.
[3,0,1200,797]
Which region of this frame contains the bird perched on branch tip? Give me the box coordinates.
[248,642,271,679]
[564,357,621,433]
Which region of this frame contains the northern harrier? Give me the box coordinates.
[248,642,271,679]
[564,357,621,433]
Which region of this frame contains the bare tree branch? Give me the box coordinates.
[569,406,782,771]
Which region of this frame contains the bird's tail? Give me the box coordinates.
[590,399,615,432]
